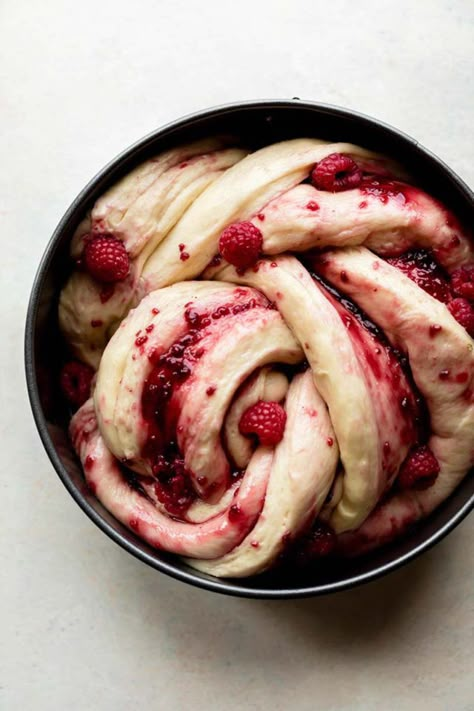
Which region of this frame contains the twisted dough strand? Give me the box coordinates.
[314,247,474,552]
[63,137,473,577]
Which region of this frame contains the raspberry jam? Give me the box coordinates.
[140,296,262,515]
[310,271,426,451]
[359,177,410,205]
[386,250,451,303]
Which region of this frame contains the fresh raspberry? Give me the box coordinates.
[60,361,94,408]
[451,265,474,301]
[239,400,286,446]
[297,522,336,561]
[448,298,474,336]
[218,221,263,269]
[83,234,130,283]
[387,250,451,303]
[398,445,440,490]
[311,153,362,192]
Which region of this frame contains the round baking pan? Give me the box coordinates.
[25,99,474,598]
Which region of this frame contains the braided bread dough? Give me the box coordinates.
[61,137,473,577]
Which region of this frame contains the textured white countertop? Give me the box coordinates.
[2,1,473,709]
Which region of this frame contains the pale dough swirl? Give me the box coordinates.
[61,137,473,577]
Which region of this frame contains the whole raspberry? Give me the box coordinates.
[60,361,94,408]
[451,265,474,301]
[398,445,440,490]
[448,298,474,337]
[239,400,286,446]
[83,234,130,283]
[295,522,336,564]
[309,524,336,556]
[311,153,362,192]
[278,521,336,569]
[219,221,263,269]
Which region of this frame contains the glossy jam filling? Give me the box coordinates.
[359,176,412,205]
[310,270,428,443]
[386,249,452,303]
[140,296,263,517]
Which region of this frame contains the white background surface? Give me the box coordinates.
[2,1,473,709]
